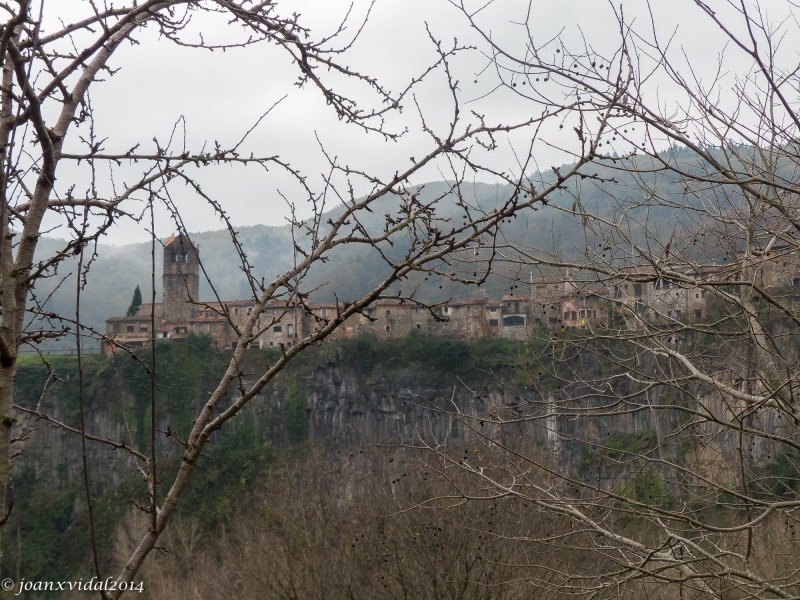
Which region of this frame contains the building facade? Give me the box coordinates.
[104,237,800,353]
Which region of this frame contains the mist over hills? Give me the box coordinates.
[29,151,714,342]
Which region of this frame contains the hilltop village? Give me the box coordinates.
[104,235,800,353]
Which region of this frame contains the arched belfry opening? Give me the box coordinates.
[163,234,200,323]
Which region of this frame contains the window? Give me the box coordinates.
[489,319,499,327]
[514,302,520,312]
[321,309,328,316]
[288,324,294,335]
[234,307,239,315]
[571,311,577,320]
[675,310,681,317]
[416,324,421,330]
[247,307,253,314]
[634,284,642,297]
[273,326,282,332]
[112,323,121,333]
[490,308,497,313]
[252,342,260,350]
[126,325,135,333]
[195,324,203,333]
[503,315,525,326]
[269,342,274,347]
[564,312,570,321]
[579,310,585,318]
[231,342,238,349]
[385,309,391,316]
[613,285,622,299]
[162,332,168,339]
[208,323,217,333]
[668,310,674,318]
[180,251,188,264]
[695,309,702,319]
[140,326,149,332]
[385,325,391,332]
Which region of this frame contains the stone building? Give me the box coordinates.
[105,237,800,353]
[105,237,516,353]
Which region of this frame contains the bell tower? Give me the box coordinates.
[163,234,200,323]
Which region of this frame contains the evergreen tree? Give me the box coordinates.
[127,285,143,316]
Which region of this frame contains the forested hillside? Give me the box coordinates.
[32,149,715,340]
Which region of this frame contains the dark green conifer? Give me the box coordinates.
[127,285,143,316]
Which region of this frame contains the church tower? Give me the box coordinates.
[163,234,199,323]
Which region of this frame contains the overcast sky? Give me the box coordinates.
[40,0,790,244]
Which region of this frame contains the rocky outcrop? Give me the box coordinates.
[13,348,787,491]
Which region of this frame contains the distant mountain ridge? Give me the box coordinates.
[29,151,712,344]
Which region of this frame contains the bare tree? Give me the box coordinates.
[0,1,624,595]
[392,0,800,597]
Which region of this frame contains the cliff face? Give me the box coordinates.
[284,359,670,469]
[14,353,578,484]
[12,338,784,490]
